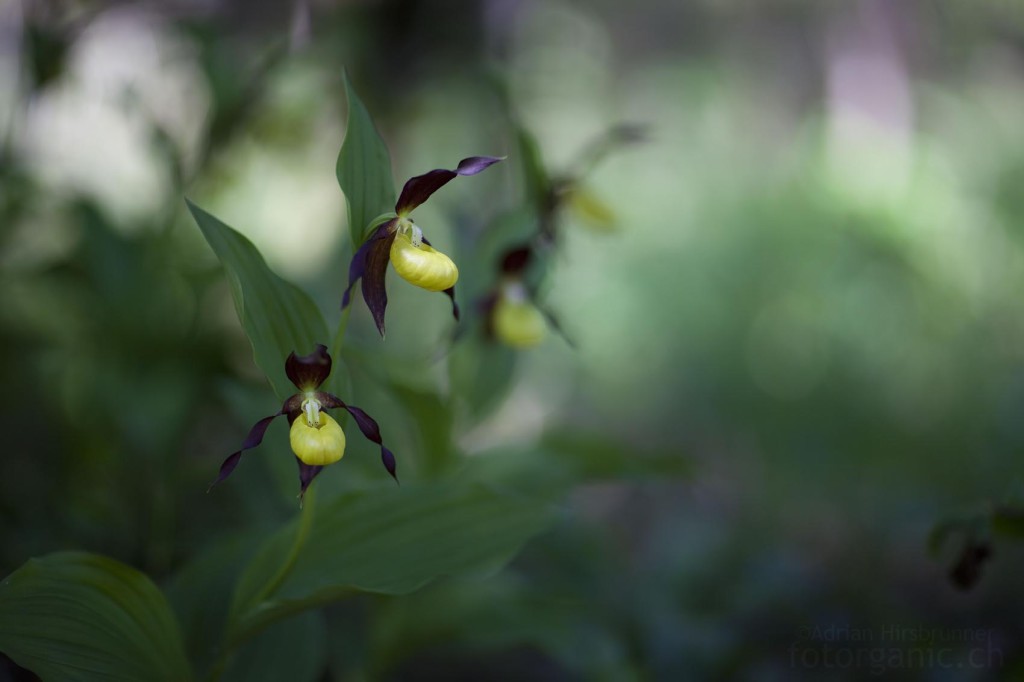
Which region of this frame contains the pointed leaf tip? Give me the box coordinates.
[338,75,395,246]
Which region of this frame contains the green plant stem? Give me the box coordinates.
[206,485,318,681]
[250,484,318,608]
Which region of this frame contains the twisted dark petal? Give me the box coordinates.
[315,393,398,482]
[361,231,397,337]
[285,344,331,391]
[296,459,325,500]
[381,446,398,482]
[442,287,460,322]
[341,219,396,311]
[538,303,576,349]
[526,286,575,348]
[208,412,283,491]
[344,405,381,441]
[344,404,399,483]
[394,155,504,216]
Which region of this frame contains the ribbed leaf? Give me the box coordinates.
[230,483,552,637]
[222,611,327,682]
[337,74,395,245]
[187,199,328,399]
[0,552,191,682]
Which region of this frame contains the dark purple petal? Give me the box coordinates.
[312,393,399,483]
[394,155,504,216]
[381,446,398,483]
[341,219,396,312]
[361,231,397,337]
[537,303,575,349]
[500,245,533,275]
[209,451,242,491]
[344,404,399,484]
[442,287,460,322]
[208,412,283,491]
[344,405,381,442]
[283,394,304,422]
[285,343,331,391]
[296,458,325,501]
[456,156,504,175]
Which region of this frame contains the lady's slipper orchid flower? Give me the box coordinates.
[480,245,570,349]
[492,281,547,348]
[342,155,504,336]
[211,344,397,497]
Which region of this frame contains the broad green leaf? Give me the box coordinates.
[165,531,267,677]
[222,611,327,682]
[337,74,395,245]
[0,552,191,682]
[230,482,552,637]
[449,341,518,422]
[386,380,457,476]
[186,199,329,399]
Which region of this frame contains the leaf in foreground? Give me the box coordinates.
[0,552,191,682]
[230,482,552,637]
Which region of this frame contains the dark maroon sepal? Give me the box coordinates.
[283,394,304,422]
[442,287,460,322]
[394,156,504,216]
[285,344,331,391]
[208,411,283,491]
[341,220,397,324]
[296,459,325,500]
[361,231,397,337]
[381,446,398,483]
[538,302,575,349]
[208,451,242,492]
[343,404,399,483]
[500,245,533,275]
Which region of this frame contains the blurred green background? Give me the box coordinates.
[3,0,1024,679]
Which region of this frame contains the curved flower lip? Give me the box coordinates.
[341,155,502,337]
[210,344,399,497]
